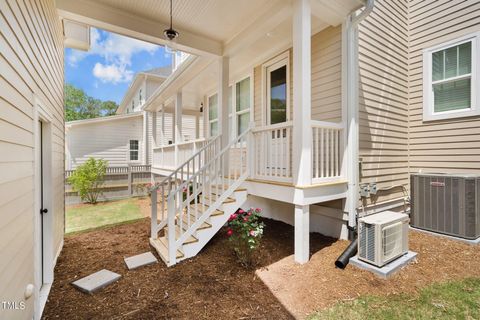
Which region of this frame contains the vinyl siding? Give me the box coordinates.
[67,115,144,168]
[358,0,410,204]
[311,26,342,122]
[253,27,342,126]
[408,0,480,174]
[0,0,64,319]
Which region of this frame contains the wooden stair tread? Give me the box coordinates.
[180,215,211,230]
[165,225,198,244]
[150,237,184,262]
[202,193,235,203]
[211,185,247,192]
[188,204,224,216]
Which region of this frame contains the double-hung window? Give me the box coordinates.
[129,140,139,161]
[423,34,479,121]
[235,77,251,135]
[208,93,218,137]
[208,76,251,139]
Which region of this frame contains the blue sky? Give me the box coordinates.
[65,28,172,104]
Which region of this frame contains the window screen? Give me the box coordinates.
[432,41,472,113]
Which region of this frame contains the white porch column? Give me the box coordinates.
[152,111,157,147]
[174,92,183,167]
[218,56,229,148]
[295,204,310,263]
[160,106,165,145]
[142,111,148,165]
[292,0,312,186]
[174,92,183,144]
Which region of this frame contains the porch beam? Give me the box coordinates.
[292,0,312,186]
[294,204,310,264]
[56,0,222,56]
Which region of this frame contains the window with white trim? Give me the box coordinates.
[424,34,479,121]
[129,140,139,161]
[208,93,218,137]
[139,88,142,104]
[235,77,251,135]
[131,100,135,112]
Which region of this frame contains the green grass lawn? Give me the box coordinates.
[309,278,480,320]
[66,198,144,234]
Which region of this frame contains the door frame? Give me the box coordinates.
[262,50,291,126]
[33,95,54,315]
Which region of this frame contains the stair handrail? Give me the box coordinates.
[165,128,251,264]
[151,135,221,192]
[150,135,221,238]
[168,128,251,199]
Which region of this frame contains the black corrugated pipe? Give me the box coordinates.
[335,237,358,269]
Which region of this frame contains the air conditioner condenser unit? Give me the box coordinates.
[358,211,409,267]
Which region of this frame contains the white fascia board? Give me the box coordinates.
[55,0,222,57]
[65,112,143,127]
[143,55,212,112]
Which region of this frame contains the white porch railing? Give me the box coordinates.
[311,120,343,184]
[250,120,343,184]
[251,121,293,182]
[152,138,206,170]
[151,130,250,265]
[151,136,221,235]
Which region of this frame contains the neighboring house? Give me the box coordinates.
[1,0,480,318]
[65,65,202,169]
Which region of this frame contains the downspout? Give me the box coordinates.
[335,0,374,269]
[346,0,374,229]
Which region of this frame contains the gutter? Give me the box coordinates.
[345,0,374,229]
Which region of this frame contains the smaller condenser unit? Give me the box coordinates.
[358,211,409,267]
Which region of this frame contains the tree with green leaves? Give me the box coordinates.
[64,84,118,121]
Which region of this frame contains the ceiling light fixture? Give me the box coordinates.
[164,0,179,53]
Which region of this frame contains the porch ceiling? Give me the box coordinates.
[57,0,364,57]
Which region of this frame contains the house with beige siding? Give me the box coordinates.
[1,0,480,318]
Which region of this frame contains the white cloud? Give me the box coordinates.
[67,28,160,84]
[92,63,133,84]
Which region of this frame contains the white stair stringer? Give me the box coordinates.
[179,187,248,262]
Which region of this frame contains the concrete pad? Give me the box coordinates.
[72,269,121,294]
[124,252,158,270]
[350,251,418,279]
[410,227,480,245]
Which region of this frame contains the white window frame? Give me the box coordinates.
[423,32,480,121]
[262,51,290,125]
[206,73,253,139]
[207,93,219,138]
[234,75,253,136]
[128,139,140,162]
[139,88,142,105]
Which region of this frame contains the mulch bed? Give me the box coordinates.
[42,217,480,319]
[42,218,304,319]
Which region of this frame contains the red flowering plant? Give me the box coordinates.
[226,207,265,267]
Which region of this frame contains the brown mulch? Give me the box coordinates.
[42,217,480,320]
[256,229,480,318]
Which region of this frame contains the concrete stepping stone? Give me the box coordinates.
[72,269,121,294]
[124,252,158,270]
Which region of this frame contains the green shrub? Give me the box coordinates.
[226,207,265,267]
[68,158,108,204]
